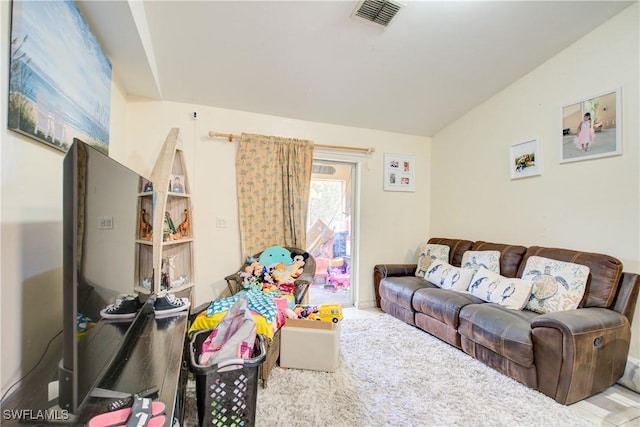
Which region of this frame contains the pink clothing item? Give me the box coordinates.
[273,295,294,328]
[575,120,595,148]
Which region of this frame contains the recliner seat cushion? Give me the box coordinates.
[413,288,484,329]
[380,276,435,310]
[458,303,539,367]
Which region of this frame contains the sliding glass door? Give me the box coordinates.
[306,159,355,307]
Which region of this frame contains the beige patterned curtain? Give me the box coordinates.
[236,133,314,258]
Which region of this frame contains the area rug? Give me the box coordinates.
[184,313,595,426]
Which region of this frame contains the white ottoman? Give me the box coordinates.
[279,318,340,372]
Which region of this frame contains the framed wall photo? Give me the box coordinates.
[8,0,112,154]
[170,174,185,193]
[561,88,621,163]
[141,178,153,193]
[384,153,416,192]
[510,139,541,180]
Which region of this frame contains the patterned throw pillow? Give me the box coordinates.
[415,243,450,277]
[468,267,534,310]
[521,256,590,314]
[461,250,501,274]
[424,260,475,291]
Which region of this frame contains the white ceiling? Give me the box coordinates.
[75,0,634,137]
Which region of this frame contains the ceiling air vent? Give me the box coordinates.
[352,0,405,28]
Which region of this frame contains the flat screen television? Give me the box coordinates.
[58,139,152,414]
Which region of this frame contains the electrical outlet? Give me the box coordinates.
[99,217,113,229]
[216,217,228,228]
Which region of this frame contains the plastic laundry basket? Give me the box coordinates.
[189,330,266,427]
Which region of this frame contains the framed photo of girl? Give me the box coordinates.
[561,88,621,163]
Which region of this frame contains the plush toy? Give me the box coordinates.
[285,308,298,319]
[278,283,295,294]
[239,261,264,289]
[294,304,319,319]
[271,261,304,284]
[258,246,292,269]
[289,252,309,277]
[242,247,311,294]
[263,267,275,285]
[240,261,260,277]
[270,268,292,284]
[291,251,309,264]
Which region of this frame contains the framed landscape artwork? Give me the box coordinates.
[384,153,416,192]
[8,0,112,154]
[561,88,621,163]
[510,139,541,180]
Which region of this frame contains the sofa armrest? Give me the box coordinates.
[612,272,640,325]
[225,273,243,295]
[373,264,417,308]
[531,307,630,333]
[531,308,630,404]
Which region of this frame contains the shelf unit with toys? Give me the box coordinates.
[135,128,194,294]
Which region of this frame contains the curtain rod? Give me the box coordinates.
[208,131,375,154]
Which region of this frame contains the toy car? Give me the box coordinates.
[307,303,343,323]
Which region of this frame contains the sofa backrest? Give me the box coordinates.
[472,241,528,278]
[427,238,473,267]
[425,238,624,309]
[516,246,623,309]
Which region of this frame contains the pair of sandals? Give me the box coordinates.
[88,397,166,427]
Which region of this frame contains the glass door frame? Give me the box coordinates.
[308,150,361,307]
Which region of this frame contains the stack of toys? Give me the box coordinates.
[239,246,309,296]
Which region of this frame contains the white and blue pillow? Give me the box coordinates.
[468,267,533,310]
[415,243,450,277]
[521,256,590,314]
[461,250,501,274]
[424,259,475,292]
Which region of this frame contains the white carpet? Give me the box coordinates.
[186,313,596,427]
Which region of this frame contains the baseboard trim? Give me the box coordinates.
[618,357,640,393]
[354,300,375,309]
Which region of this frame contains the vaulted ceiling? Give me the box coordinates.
[76,1,634,137]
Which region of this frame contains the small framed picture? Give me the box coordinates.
[141,178,153,193]
[384,153,415,192]
[170,174,185,193]
[561,88,621,163]
[510,139,541,180]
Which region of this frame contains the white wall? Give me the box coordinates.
[431,4,639,360]
[0,0,132,393]
[124,100,431,308]
[1,0,63,394]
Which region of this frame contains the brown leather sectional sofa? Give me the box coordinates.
[373,238,639,405]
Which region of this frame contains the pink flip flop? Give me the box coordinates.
[87,399,166,427]
[122,414,166,427]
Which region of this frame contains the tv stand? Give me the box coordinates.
[46,379,131,408]
[1,304,190,426]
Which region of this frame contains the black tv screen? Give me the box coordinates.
[59,139,150,413]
